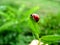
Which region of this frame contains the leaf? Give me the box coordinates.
[0,20,18,31]
[41,35,60,43]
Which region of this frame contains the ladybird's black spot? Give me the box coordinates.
[30,14,33,19]
[36,20,39,22]
[31,14,32,16]
[30,14,32,17]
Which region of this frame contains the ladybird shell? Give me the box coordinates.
[31,14,39,22]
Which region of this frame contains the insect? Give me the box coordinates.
[31,14,39,22]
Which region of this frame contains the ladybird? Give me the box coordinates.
[31,14,39,22]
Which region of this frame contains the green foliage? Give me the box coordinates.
[41,35,60,44]
[0,4,40,45]
[0,0,60,45]
[39,12,60,35]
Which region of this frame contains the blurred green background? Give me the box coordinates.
[0,0,60,45]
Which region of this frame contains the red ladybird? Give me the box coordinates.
[31,14,39,22]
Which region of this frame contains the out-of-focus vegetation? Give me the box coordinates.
[0,0,60,45]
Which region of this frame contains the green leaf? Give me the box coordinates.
[41,35,60,43]
[0,20,18,31]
